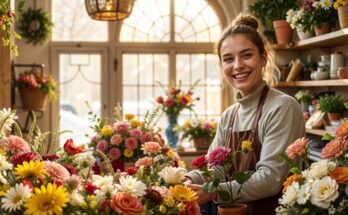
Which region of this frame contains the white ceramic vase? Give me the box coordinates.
[296,27,313,40]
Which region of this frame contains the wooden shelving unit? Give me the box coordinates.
[274,79,348,87]
[272,28,348,50]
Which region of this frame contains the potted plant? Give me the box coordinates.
[295,89,313,112]
[248,0,299,44]
[191,144,254,215]
[334,0,348,29]
[311,0,338,35]
[15,70,57,111]
[176,118,217,150]
[286,2,315,40]
[317,94,346,124]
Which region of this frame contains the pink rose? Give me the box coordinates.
[125,137,138,150]
[135,157,153,167]
[113,122,128,133]
[110,134,122,145]
[141,142,161,154]
[285,138,309,159]
[207,146,231,166]
[130,129,143,139]
[321,139,348,160]
[1,135,30,153]
[108,148,121,160]
[96,140,108,152]
[140,133,153,142]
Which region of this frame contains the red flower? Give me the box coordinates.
[144,188,163,204]
[0,17,3,26]
[42,154,59,161]
[92,163,101,175]
[112,160,124,172]
[7,11,12,18]
[63,139,83,155]
[11,152,38,166]
[165,99,174,107]
[303,0,313,12]
[62,163,77,175]
[181,96,188,105]
[192,155,207,169]
[156,96,164,104]
[84,181,99,194]
[125,167,138,175]
[100,200,114,213]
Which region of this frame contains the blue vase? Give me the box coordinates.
[165,114,178,148]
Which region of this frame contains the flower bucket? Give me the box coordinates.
[218,203,248,215]
[338,6,348,29]
[296,28,313,40]
[193,138,212,150]
[273,20,293,45]
[314,23,331,36]
[18,88,48,111]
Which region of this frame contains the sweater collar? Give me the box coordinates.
[236,82,267,108]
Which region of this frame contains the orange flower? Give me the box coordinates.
[282,173,302,193]
[321,139,348,160]
[285,138,309,159]
[110,192,144,215]
[336,119,348,138]
[330,167,348,184]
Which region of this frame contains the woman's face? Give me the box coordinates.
[220,34,266,97]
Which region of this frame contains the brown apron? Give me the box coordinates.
[225,85,280,215]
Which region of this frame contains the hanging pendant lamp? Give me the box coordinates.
[85,0,135,21]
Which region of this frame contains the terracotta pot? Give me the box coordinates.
[273,20,293,45]
[193,138,212,150]
[18,88,48,111]
[314,23,331,36]
[338,6,348,29]
[218,203,248,215]
[327,113,341,125]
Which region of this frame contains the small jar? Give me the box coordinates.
[337,67,347,79]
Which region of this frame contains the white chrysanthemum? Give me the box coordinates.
[320,0,333,10]
[1,183,31,212]
[95,184,118,202]
[310,176,339,209]
[158,166,187,185]
[296,182,311,205]
[74,153,96,167]
[0,108,18,138]
[69,190,85,206]
[0,154,13,171]
[307,159,336,180]
[92,175,114,187]
[115,175,146,197]
[279,182,299,206]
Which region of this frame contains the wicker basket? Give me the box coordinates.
[18,88,48,111]
[193,138,212,150]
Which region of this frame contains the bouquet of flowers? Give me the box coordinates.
[155,81,200,116]
[177,118,217,141]
[191,142,253,207]
[286,1,314,33]
[276,119,348,215]
[311,0,338,28]
[334,0,348,9]
[16,70,57,100]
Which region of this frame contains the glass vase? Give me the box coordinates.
[165,114,178,148]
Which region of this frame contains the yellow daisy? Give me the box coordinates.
[164,196,175,207]
[24,183,69,215]
[241,140,253,152]
[124,149,134,158]
[124,113,135,121]
[14,160,46,180]
[169,185,197,202]
[100,125,113,136]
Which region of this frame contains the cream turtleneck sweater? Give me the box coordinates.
[186,82,306,202]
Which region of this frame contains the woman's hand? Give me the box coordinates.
[182,177,193,185]
[187,184,217,205]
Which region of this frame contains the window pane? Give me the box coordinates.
[175,0,221,42]
[59,54,102,146]
[119,0,170,42]
[52,0,108,41]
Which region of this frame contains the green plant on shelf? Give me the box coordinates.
[295,89,313,105]
[317,94,346,114]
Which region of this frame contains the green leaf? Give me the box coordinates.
[204,180,219,193]
[289,167,300,174]
[279,152,295,166]
[321,133,335,141]
[234,171,253,184]
[17,0,25,12]
[218,190,230,202]
[344,102,348,109]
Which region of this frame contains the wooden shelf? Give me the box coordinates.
[306,128,335,136]
[274,79,348,87]
[272,28,348,50]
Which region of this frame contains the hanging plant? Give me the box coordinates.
[18,7,52,45]
[0,0,25,56]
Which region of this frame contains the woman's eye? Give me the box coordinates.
[223,57,233,63]
[243,53,252,59]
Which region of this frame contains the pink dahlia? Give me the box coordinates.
[130,129,143,139]
[113,122,128,133]
[321,139,348,160]
[108,147,121,160]
[207,146,231,166]
[11,152,38,166]
[141,141,161,154]
[1,135,30,153]
[140,133,153,142]
[96,140,109,152]
[44,161,70,181]
[125,137,138,150]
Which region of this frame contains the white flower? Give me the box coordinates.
[158,166,187,185]
[0,108,18,138]
[307,159,336,180]
[74,153,96,167]
[95,184,118,202]
[320,0,333,10]
[115,175,147,197]
[279,182,299,206]
[296,182,311,205]
[1,183,31,212]
[0,154,13,171]
[310,176,339,209]
[312,1,320,8]
[92,175,114,188]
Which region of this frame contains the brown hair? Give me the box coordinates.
[216,13,278,85]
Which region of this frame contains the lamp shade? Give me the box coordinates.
[85,0,135,21]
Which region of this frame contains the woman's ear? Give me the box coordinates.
[261,53,267,67]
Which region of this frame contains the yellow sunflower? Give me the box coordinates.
[169,185,197,202]
[24,183,69,215]
[14,160,46,180]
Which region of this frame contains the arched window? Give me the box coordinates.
[118,0,223,128]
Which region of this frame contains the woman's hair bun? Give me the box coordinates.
[232,13,259,31]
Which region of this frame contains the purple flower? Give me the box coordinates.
[208,146,231,166]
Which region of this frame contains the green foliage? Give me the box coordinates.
[18,7,53,45]
[317,94,346,113]
[295,90,313,105]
